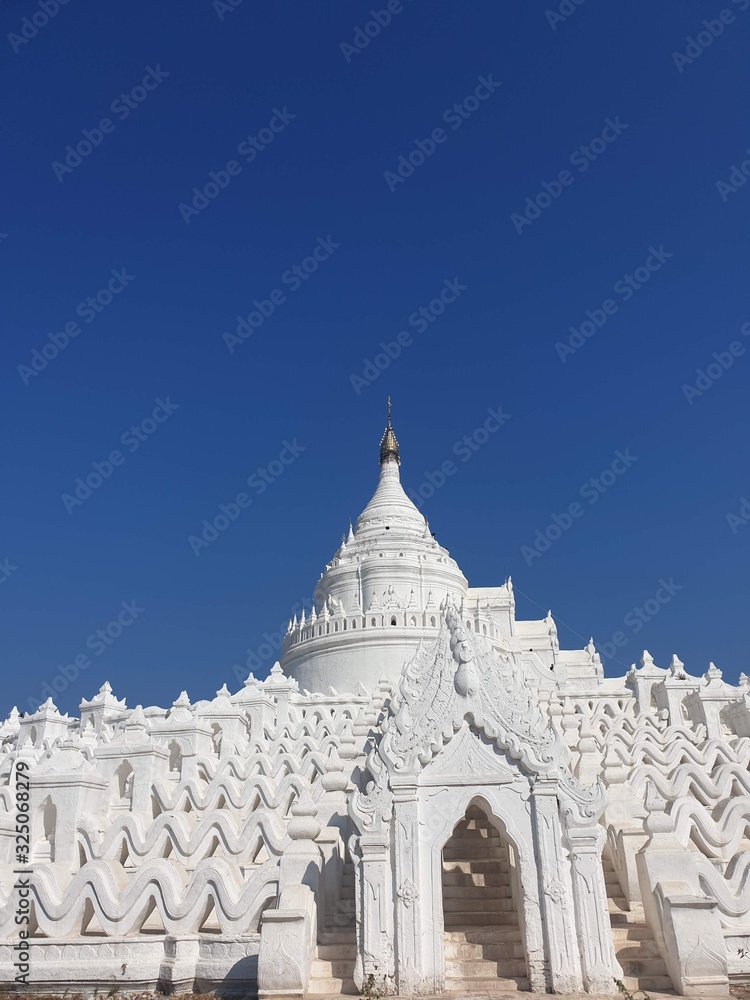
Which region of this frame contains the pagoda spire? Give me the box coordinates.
[379,396,400,466]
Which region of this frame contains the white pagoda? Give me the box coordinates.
[1,410,748,997]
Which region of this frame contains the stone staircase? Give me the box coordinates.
[603,854,673,993]
[308,861,357,995]
[442,806,529,992]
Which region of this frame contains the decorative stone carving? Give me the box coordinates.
[396,879,419,908]
[0,414,743,997]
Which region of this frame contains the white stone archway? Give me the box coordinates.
[423,780,543,993]
[349,601,616,995]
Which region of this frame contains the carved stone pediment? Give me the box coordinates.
[382,600,563,777]
[350,599,605,830]
[421,722,516,784]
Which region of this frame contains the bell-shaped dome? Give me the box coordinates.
[280,404,469,693]
[355,452,426,539]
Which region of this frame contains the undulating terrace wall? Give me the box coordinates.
[0,670,368,993]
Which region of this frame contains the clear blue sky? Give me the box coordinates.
[2,0,749,715]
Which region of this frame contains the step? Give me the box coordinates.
[316,943,357,960]
[443,882,511,902]
[610,925,655,942]
[307,976,357,994]
[443,888,515,903]
[325,911,356,924]
[445,927,522,944]
[616,940,661,960]
[443,889,514,902]
[445,911,520,926]
[608,896,628,913]
[621,975,673,992]
[445,977,529,992]
[442,871,510,887]
[443,859,510,873]
[443,847,509,860]
[318,930,357,944]
[446,958,527,978]
[618,957,668,976]
[444,897,516,913]
[449,832,502,844]
[445,941,525,961]
[310,959,356,979]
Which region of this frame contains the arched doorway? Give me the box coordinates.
[441,803,528,991]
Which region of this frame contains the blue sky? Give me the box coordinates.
[2,0,749,715]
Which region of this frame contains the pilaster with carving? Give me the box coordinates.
[391,778,425,995]
[531,779,584,993]
[564,825,617,993]
[349,747,395,992]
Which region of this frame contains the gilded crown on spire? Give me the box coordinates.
[379,396,400,466]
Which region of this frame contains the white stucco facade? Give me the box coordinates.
[1,414,748,996]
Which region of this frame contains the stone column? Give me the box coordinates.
[564,825,617,993]
[279,787,322,892]
[258,788,323,1000]
[576,715,602,787]
[390,778,424,995]
[530,778,584,993]
[354,832,393,992]
[512,837,547,993]
[158,936,200,993]
[317,747,349,831]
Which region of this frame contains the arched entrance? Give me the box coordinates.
[441,804,528,991]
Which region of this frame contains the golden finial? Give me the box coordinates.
[379,397,400,466]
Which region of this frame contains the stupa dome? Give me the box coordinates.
[280,404,469,693]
